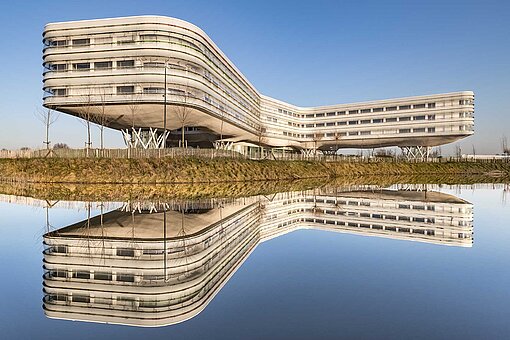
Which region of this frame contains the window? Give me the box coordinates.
[399,129,411,134]
[316,113,325,117]
[316,123,325,127]
[399,105,411,110]
[72,38,90,46]
[348,120,358,125]
[326,112,336,116]
[338,121,347,125]
[140,34,159,41]
[385,117,397,122]
[414,103,426,109]
[349,110,358,114]
[72,271,90,279]
[72,295,90,303]
[52,40,67,47]
[326,122,335,126]
[360,131,371,135]
[361,119,371,124]
[53,88,67,96]
[94,272,112,281]
[117,60,135,68]
[427,103,436,108]
[373,107,384,112]
[413,128,426,133]
[386,106,397,111]
[414,115,426,121]
[428,127,436,133]
[94,61,112,69]
[144,62,164,68]
[399,116,411,122]
[428,114,436,120]
[348,131,359,136]
[337,111,346,115]
[72,63,90,70]
[306,124,314,128]
[117,274,135,282]
[360,109,371,113]
[143,87,165,94]
[373,118,383,123]
[117,248,135,257]
[306,114,314,118]
[51,64,67,71]
[117,86,135,94]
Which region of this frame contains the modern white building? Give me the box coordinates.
[42,188,473,327]
[42,16,474,154]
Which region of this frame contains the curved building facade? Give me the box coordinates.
[42,16,475,150]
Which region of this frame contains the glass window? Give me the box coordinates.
[373,107,384,112]
[316,113,325,117]
[427,114,436,120]
[94,272,112,281]
[414,103,426,109]
[427,103,436,108]
[72,271,90,279]
[385,117,397,122]
[373,118,383,123]
[337,111,346,115]
[94,61,112,69]
[326,122,335,126]
[143,87,165,94]
[349,110,358,114]
[361,119,371,124]
[117,86,135,94]
[413,128,426,133]
[360,109,371,113]
[348,120,358,125]
[326,112,336,116]
[399,116,411,122]
[428,127,436,133]
[399,105,411,110]
[399,129,411,134]
[117,60,135,68]
[72,38,90,46]
[52,40,67,47]
[338,121,347,125]
[51,64,67,71]
[117,274,135,283]
[72,63,90,70]
[53,88,67,96]
[414,115,426,120]
[386,106,397,111]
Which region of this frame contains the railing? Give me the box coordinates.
[0,147,509,163]
[0,148,247,160]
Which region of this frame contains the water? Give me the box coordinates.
[1,184,509,339]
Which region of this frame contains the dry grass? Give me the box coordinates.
[0,157,509,185]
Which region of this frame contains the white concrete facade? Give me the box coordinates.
[42,16,475,150]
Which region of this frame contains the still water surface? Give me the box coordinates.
[0,184,509,339]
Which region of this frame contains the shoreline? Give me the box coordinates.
[0,157,509,185]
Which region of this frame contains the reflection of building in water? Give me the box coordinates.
[43,189,473,327]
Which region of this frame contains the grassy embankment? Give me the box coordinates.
[0,157,508,201]
[0,157,509,184]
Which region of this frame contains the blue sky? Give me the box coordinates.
[0,0,508,154]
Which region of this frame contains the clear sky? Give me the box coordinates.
[0,0,508,154]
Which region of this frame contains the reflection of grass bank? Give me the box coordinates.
[0,158,509,184]
[1,174,508,202]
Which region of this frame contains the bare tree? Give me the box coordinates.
[91,88,110,150]
[455,144,462,160]
[34,106,59,155]
[502,136,509,155]
[126,89,141,149]
[312,133,324,160]
[76,90,94,156]
[255,123,268,159]
[173,86,194,148]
